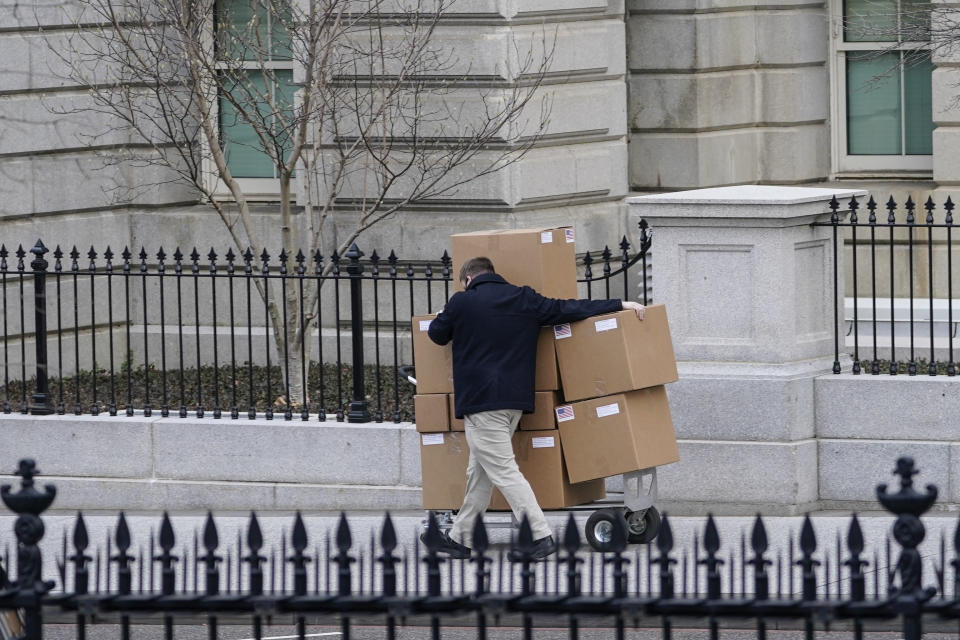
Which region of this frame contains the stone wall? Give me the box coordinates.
[626,1,830,190]
[0,0,629,260]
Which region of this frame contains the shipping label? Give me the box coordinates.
[531,436,555,449]
[596,403,620,418]
[540,231,553,244]
[553,323,572,340]
[421,433,445,446]
[565,228,575,244]
[595,318,618,333]
[419,320,432,331]
[555,405,575,422]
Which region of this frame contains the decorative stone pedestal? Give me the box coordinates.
[626,186,865,514]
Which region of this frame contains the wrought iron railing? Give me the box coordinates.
[820,195,960,375]
[0,455,954,640]
[0,222,652,421]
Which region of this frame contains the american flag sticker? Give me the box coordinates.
[554,323,572,340]
[565,228,575,244]
[555,405,575,422]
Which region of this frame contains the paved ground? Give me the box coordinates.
[4,508,960,637]
[2,506,958,598]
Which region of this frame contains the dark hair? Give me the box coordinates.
[459,257,495,284]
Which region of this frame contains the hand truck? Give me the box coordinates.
[402,366,662,551]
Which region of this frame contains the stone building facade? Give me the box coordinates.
[0,0,953,256]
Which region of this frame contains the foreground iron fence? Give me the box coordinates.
[821,195,960,375]
[0,223,651,421]
[0,455,956,640]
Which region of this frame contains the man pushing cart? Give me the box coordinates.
[412,228,680,557]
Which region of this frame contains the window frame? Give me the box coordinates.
[830,0,933,177]
[208,0,297,200]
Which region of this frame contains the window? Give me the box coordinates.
[214,0,296,184]
[832,0,933,174]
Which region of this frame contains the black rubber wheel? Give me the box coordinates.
[625,506,661,544]
[584,508,628,552]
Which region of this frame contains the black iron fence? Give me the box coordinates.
[0,222,652,421]
[821,195,960,376]
[0,455,956,640]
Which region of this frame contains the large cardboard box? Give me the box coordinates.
[490,430,606,510]
[419,431,470,510]
[449,390,557,431]
[448,394,465,431]
[419,429,606,511]
[556,387,679,484]
[450,228,578,299]
[411,314,454,394]
[517,391,560,430]
[415,394,449,432]
[535,327,560,391]
[553,305,678,402]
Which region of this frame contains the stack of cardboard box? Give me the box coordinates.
[412,226,678,511]
[551,305,680,484]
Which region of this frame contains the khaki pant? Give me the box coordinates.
[449,408,551,546]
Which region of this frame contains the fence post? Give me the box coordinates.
[29,241,53,415]
[345,243,369,423]
[1,459,57,640]
[877,456,938,640]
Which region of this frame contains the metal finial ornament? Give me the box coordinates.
[1,459,57,640]
[876,457,938,640]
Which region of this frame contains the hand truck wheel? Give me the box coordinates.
[625,506,661,544]
[584,508,628,552]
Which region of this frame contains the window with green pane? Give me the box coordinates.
[842,0,933,158]
[215,0,294,180]
[844,0,930,43]
[219,70,296,178]
[215,0,292,62]
[846,52,932,155]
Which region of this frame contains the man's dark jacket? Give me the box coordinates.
[428,273,622,418]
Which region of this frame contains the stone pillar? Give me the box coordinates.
[626,185,864,514]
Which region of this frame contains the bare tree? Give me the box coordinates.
[45,0,553,406]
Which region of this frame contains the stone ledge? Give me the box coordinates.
[819,439,952,502]
[816,374,960,441]
[658,439,818,506]
[0,475,424,512]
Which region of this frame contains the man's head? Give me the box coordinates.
[459,257,495,288]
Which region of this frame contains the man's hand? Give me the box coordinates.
[622,301,646,320]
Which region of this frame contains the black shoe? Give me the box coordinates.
[420,530,471,559]
[510,535,556,562]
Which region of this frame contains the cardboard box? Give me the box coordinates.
[448,394,465,431]
[418,429,605,511]
[411,314,454,394]
[490,430,606,510]
[450,228,578,299]
[556,387,680,484]
[419,431,470,510]
[415,394,449,432]
[553,305,678,402]
[535,327,560,391]
[517,391,560,430]
[450,390,557,431]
